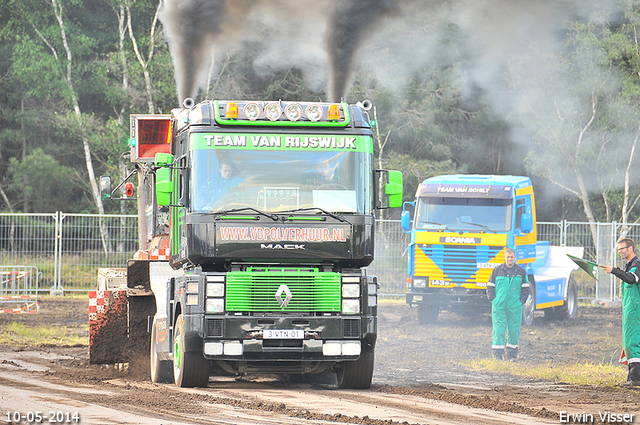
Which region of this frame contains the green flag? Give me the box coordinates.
[567,254,598,280]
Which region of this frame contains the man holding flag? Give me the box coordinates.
[601,238,640,387]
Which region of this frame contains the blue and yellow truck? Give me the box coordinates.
[401,174,582,324]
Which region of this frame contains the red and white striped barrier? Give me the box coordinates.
[0,302,39,314]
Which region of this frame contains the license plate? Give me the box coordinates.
[263,329,304,339]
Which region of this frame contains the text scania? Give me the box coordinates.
[440,237,481,244]
[218,226,347,243]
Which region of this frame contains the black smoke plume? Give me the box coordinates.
[326,0,397,102]
[159,0,227,102]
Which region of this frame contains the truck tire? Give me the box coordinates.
[522,277,536,327]
[337,347,374,389]
[172,314,209,388]
[417,304,439,324]
[150,315,172,384]
[545,277,578,320]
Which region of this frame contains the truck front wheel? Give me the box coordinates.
[417,304,439,324]
[337,347,374,389]
[150,315,173,383]
[173,314,209,387]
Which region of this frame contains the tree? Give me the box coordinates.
[515,13,640,244]
[6,148,75,212]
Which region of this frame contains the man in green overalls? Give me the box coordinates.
[601,238,640,387]
[486,247,530,360]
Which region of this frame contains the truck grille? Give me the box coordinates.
[206,318,224,337]
[416,244,503,284]
[343,319,360,338]
[226,268,341,312]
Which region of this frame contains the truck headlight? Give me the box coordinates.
[207,282,224,297]
[206,298,224,313]
[413,277,427,288]
[342,299,360,314]
[341,283,360,298]
[205,275,225,314]
[264,102,282,121]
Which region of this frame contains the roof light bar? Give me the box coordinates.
[213,100,351,127]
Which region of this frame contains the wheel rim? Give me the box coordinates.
[152,339,158,366]
[523,298,534,324]
[174,333,182,378]
[567,288,577,315]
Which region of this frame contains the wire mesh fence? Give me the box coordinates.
[0,265,40,313]
[0,213,137,293]
[0,212,636,300]
[367,220,410,297]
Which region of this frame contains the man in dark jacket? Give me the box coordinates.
[601,238,640,387]
[486,247,530,360]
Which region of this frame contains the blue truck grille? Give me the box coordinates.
[417,244,503,284]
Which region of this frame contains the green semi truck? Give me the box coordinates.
[89,99,402,389]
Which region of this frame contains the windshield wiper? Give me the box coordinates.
[459,221,495,232]
[419,221,449,230]
[215,207,279,221]
[280,207,347,223]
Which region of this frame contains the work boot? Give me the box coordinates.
[619,380,640,387]
[627,363,640,382]
[492,349,504,360]
[506,347,518,361]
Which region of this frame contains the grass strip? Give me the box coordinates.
[0,322,88,347]
[464,358,627,386]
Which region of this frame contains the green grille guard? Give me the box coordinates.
[225,267,341,312]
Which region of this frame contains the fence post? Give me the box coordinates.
[50,211,64,296]
[611,221,617,302]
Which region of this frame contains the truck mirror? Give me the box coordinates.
[521,212,533,234]
[155,168,173,206]
[401,210,411,232]
[385,170,403,208]
[99,176,112,200]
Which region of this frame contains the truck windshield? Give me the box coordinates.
[190,147,373,214]
[415,197,512,232]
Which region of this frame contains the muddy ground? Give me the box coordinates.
[1,296,639,424]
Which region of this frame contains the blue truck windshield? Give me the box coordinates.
[415,197,513,232]
[190,148,373,214]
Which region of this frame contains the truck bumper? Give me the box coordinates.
[183,314,376,362]
[406,289,490,310]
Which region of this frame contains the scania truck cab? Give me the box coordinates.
[401,174,580,325]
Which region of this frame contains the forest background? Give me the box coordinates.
[2,0,640,230]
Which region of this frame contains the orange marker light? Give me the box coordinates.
[328,104,341,120]
[226,103,239,119]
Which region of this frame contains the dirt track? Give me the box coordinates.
[0,297,639,424]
